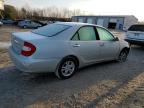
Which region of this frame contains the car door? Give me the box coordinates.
[28,21,34,28]
[96,27,120,60]
[25,21,31,28]
[31,21,38,28]
[70,26,101,64]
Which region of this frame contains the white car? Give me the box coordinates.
[125,24,144,45]
[9,22,130,79]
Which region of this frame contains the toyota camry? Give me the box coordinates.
[9,22,130,79]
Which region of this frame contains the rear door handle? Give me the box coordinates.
[73,44,80,47]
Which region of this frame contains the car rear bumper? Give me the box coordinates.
[125,38,144,45]
[8,47,61,73]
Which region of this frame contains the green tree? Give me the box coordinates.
[4,5,18,19]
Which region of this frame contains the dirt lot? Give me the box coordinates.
[0,26,144,108]
[0,25,31,42]
[0,49,12,68]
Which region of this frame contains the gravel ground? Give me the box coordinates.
[0,25,31,42]
[0,49,12,68]
[0,42,11,48]
[121,82,144,108]
[0,26,144,108]
[0,46,143,108]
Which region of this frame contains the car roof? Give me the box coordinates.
[22,20,31,22]
[55,22,99,27]
[130,24,144,26]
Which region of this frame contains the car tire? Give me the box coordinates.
[118,49,128,62]
[55,57,78,79]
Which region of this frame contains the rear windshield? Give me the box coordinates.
[128,25,144,32]
[32,24,71,37]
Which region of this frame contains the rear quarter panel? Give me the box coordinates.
[31,39,73,59]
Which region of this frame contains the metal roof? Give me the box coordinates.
[72,15,137,18]
[56,22,96,26]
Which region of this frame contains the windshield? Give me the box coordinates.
[32,24,71,37]
[128,25,144,32]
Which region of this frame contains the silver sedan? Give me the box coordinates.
[9,22,130,79]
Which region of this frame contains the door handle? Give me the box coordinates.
[73,44,80,47]
[99,43,104,46]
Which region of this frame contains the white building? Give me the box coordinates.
[0,0,4,18]
[72,15,138,30]
[0,0,4,10]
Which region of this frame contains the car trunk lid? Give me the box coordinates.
[11,32,46,55]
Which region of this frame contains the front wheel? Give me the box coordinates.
[56,58,77,79]
[118,50,128,62]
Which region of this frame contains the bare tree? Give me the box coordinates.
[16,5,85,20]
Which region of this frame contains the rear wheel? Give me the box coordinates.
[118,49,128,62]
[56,57,77,79]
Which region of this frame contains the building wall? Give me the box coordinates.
[72,16,138,30]
[123,16,138,30]
[107,17,124,29]
[116,17,124,29]
[95,17,109,27]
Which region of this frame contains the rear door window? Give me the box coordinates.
[78,26,96,41]
[72,26,98,41]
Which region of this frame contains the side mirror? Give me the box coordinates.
[114,37,119,41]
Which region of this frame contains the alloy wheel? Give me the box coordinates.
[118,50,128,62]
[61,60,75,77]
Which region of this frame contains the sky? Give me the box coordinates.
[5,0,144,21]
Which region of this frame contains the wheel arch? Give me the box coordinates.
[55,55,79,73]
[55,55,79,79]
[121,47,130,54]
[61,55,79,67]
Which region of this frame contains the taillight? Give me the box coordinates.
[21,42,36,56]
